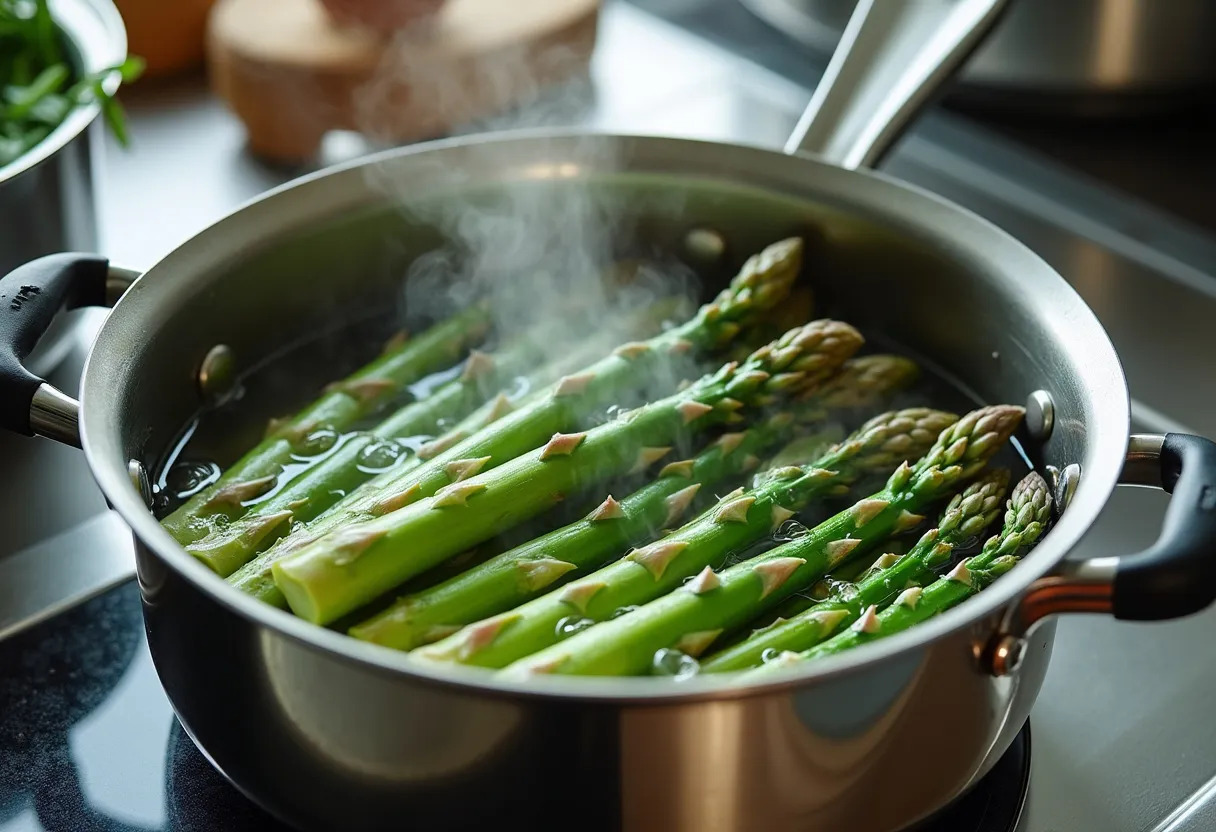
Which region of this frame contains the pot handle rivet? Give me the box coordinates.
[683,227,727,264]
[198,345,237,403]
[983,634,1025,677]
[128,460,153,507]
[1025,390,1055,440]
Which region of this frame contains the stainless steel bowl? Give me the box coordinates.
[0,0,128,377]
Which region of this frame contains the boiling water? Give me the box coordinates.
[153,281,1036,651]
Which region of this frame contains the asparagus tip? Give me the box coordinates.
[553,372,596,398]
[432,481,487,508]
[852,605,881,634]
[629,540,689,580]
[518,557,578,591]
[825,537,862,566]
[539,432,588,460]
[685,566,721,595]
[675,629,724,658]
[894,586,923,608]
[370,482,422,516]
[558,580,606,613]
[770,504,795,531]
[809,608,850,635]
[631,446,673,474]
[659,459,696,479]
[851,498,891,527]
[459,349,496,382]
[715,432,747,457]
[754,557,806,599]
[678,401,715,424]
[664,484,702,526]
[946,559,973,586]
[202,474,278,510]
[444,456,491,483]
[588,495,625,522]
[713,495,756,525]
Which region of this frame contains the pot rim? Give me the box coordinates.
[80,128,1130,704]
[0,0,127,185]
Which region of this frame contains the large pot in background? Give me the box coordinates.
[0,0,127,378]
[740,0,1216,115]
[2,3,1216,831]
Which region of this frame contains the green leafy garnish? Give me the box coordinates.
[0,0,143,167]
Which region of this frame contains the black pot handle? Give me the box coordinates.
[1114,433,1216,620]
[0,253,120,445]
[985,432,1216,676]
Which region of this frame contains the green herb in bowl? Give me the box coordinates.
[1,0,143,167]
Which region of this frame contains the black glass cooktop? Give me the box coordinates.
[0,581,1029,832]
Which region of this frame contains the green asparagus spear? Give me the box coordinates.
[699,468,1009,671]
[500,404,1024,677]
[414,406,956,669]
[750,471,1050,676]
[754,356,919,471]
[349,417,791,650]
[805,355,919,411]
[193,298,686,577]
[188,340,541,576]
[228,390,519,605]
[349,355,922,648]
[273,319,862,625]
[160,302,494,545]
[251,238,804,569]
[224,298,696,595]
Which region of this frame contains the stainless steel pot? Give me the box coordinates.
[2,3,1215,831]
[0,0,127,377]
[741,0,1216,115]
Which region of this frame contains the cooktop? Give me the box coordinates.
[3,2,1216,831]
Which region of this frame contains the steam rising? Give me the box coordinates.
[349,12,702,385]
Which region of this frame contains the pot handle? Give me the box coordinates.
[985,433,1216,676]
[784,0,1010,169]
[0,253,139,447]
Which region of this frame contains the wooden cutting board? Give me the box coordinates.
[206,0,601,163]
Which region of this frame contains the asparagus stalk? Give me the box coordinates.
[224,297,696,595]
[751,471,1050,675]
[227,317,663,603]
[227,389,519,605]
[188,338,540,576]
[414,406,956,669]
[273,319,862,625]
[699,468,1009,671]
[500,404,1024,678]
[160,302,493,545]
[194,298,686,577]
[349,416,793,650]
[248,239,804,568]
[349,356,921,646]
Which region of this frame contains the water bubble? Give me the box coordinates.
[761,648,781,664]
[652,648,699,679]
[357,439,405,473]
[609,605,638,619]
[165,460,221,500]
[294,428,339,457]
[824,579,859,601]
[773,519,810,542]
[555,615,595,638]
